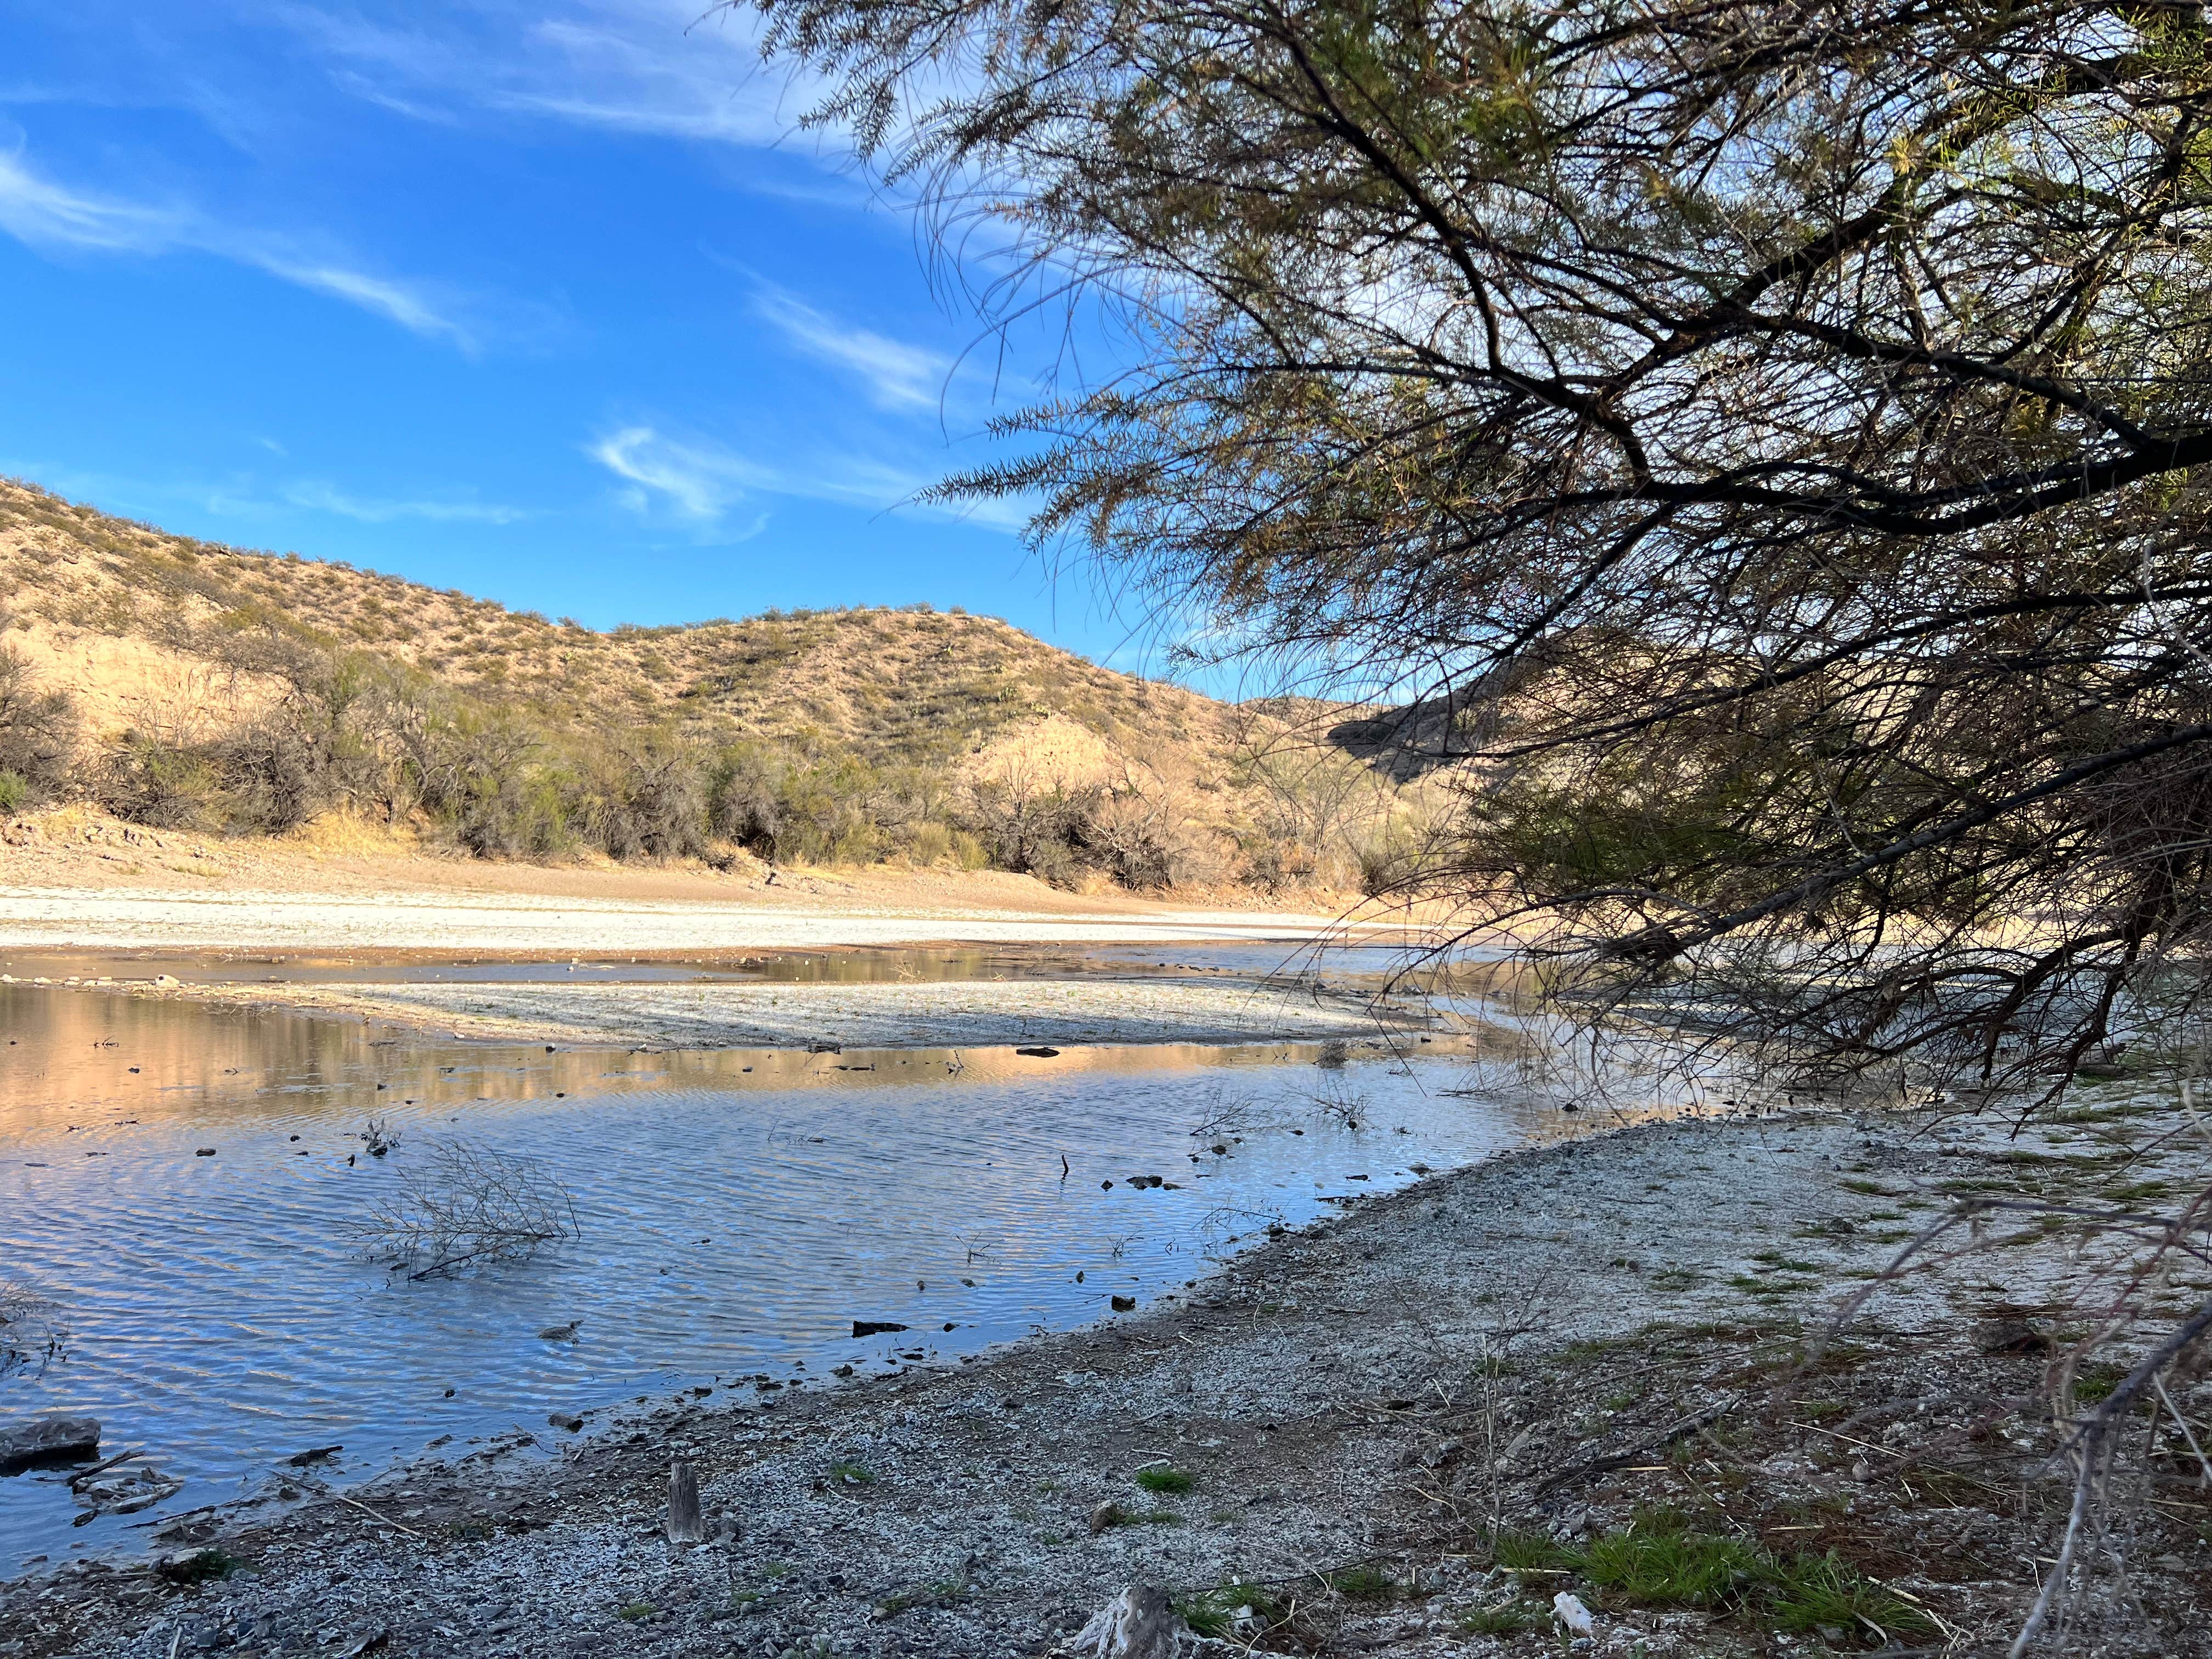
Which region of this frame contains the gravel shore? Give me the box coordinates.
[8,1094,2206,1658]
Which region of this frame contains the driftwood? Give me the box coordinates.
[1069,1586,1190,1659]
[351,1141,580,1280]
[667,1460,704,1544]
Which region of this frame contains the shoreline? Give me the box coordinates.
[7,1096,2204,1657]
[0,885,1403,957]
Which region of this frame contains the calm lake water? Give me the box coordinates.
[0,946,1643,1571]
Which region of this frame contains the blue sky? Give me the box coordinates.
[0,1,1168,669]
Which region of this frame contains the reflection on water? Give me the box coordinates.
[0,972,1639,1571]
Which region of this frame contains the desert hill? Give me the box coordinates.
[0,480,1421,894]
[0,479,1234,763]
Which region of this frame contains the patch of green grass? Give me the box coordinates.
[1460,1600,1549,1634]
[1647,1269,1702,1290]
[1764,1551,1940,1640]
[1135,1465,1194,1494]
[1494,1530,1582,1572]
[1176,1583,1287,1638]
[829,1462,875,1486]
[154,1548,238,1584]
[1582,1512,1763,1606]
[1838,1178,1895,1196]
[1325,1564,1396,1600]
[1498,1511,1943,1643]
[2073,1362,2130,1404]
[2101,1181,2170,1205]
[616,1602,655,1623]
[1752,1251,1822,1273]
[874,1576,967,1618]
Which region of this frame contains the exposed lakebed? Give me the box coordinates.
[0,944,1651,1571]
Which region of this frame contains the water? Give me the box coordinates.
[0,953,1613,1571]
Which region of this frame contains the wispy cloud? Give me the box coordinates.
[287,1,805,151]
[590,425,771,522]
[589,422,1029,534]
[0,146,180,250]
[281,482,532,525]
[751,285,950,412]
[0,143,475,346]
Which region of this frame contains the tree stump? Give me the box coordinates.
[1069,1585,1188,1658]
[666,1459,704,1544]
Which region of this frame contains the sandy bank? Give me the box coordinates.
[0,884,1393,958]
[107,976,1439,1050]
[8,1094,2205,1658]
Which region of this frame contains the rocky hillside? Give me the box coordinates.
[0,480,1421,892]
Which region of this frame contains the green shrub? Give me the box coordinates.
[1135,1466,1193,1494]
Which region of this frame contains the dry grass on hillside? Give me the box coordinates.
[0,479,1233,764]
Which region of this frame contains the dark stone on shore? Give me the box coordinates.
[548,1413,585,1433]
[852,1321,907,1338]
[1110,1295,1136,1312]
[1015,1046,1060,1058]
[0,1414,100,1474]
[284,1445,342,1466]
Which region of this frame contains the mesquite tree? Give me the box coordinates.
[743,0,2212,1086]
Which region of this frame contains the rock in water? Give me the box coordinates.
[667,1459,705,1544]
[0,1415,99,1474]
[1070,1585,1189,1658]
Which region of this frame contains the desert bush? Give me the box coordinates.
[1086,786,1209,890]
[0,642,74,805]
[401,709,566,857]
[966,773,1102,884]
[213,716,329,833]
[580,734,710,860]
[708,741,910,865]
[95,733,225,830]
